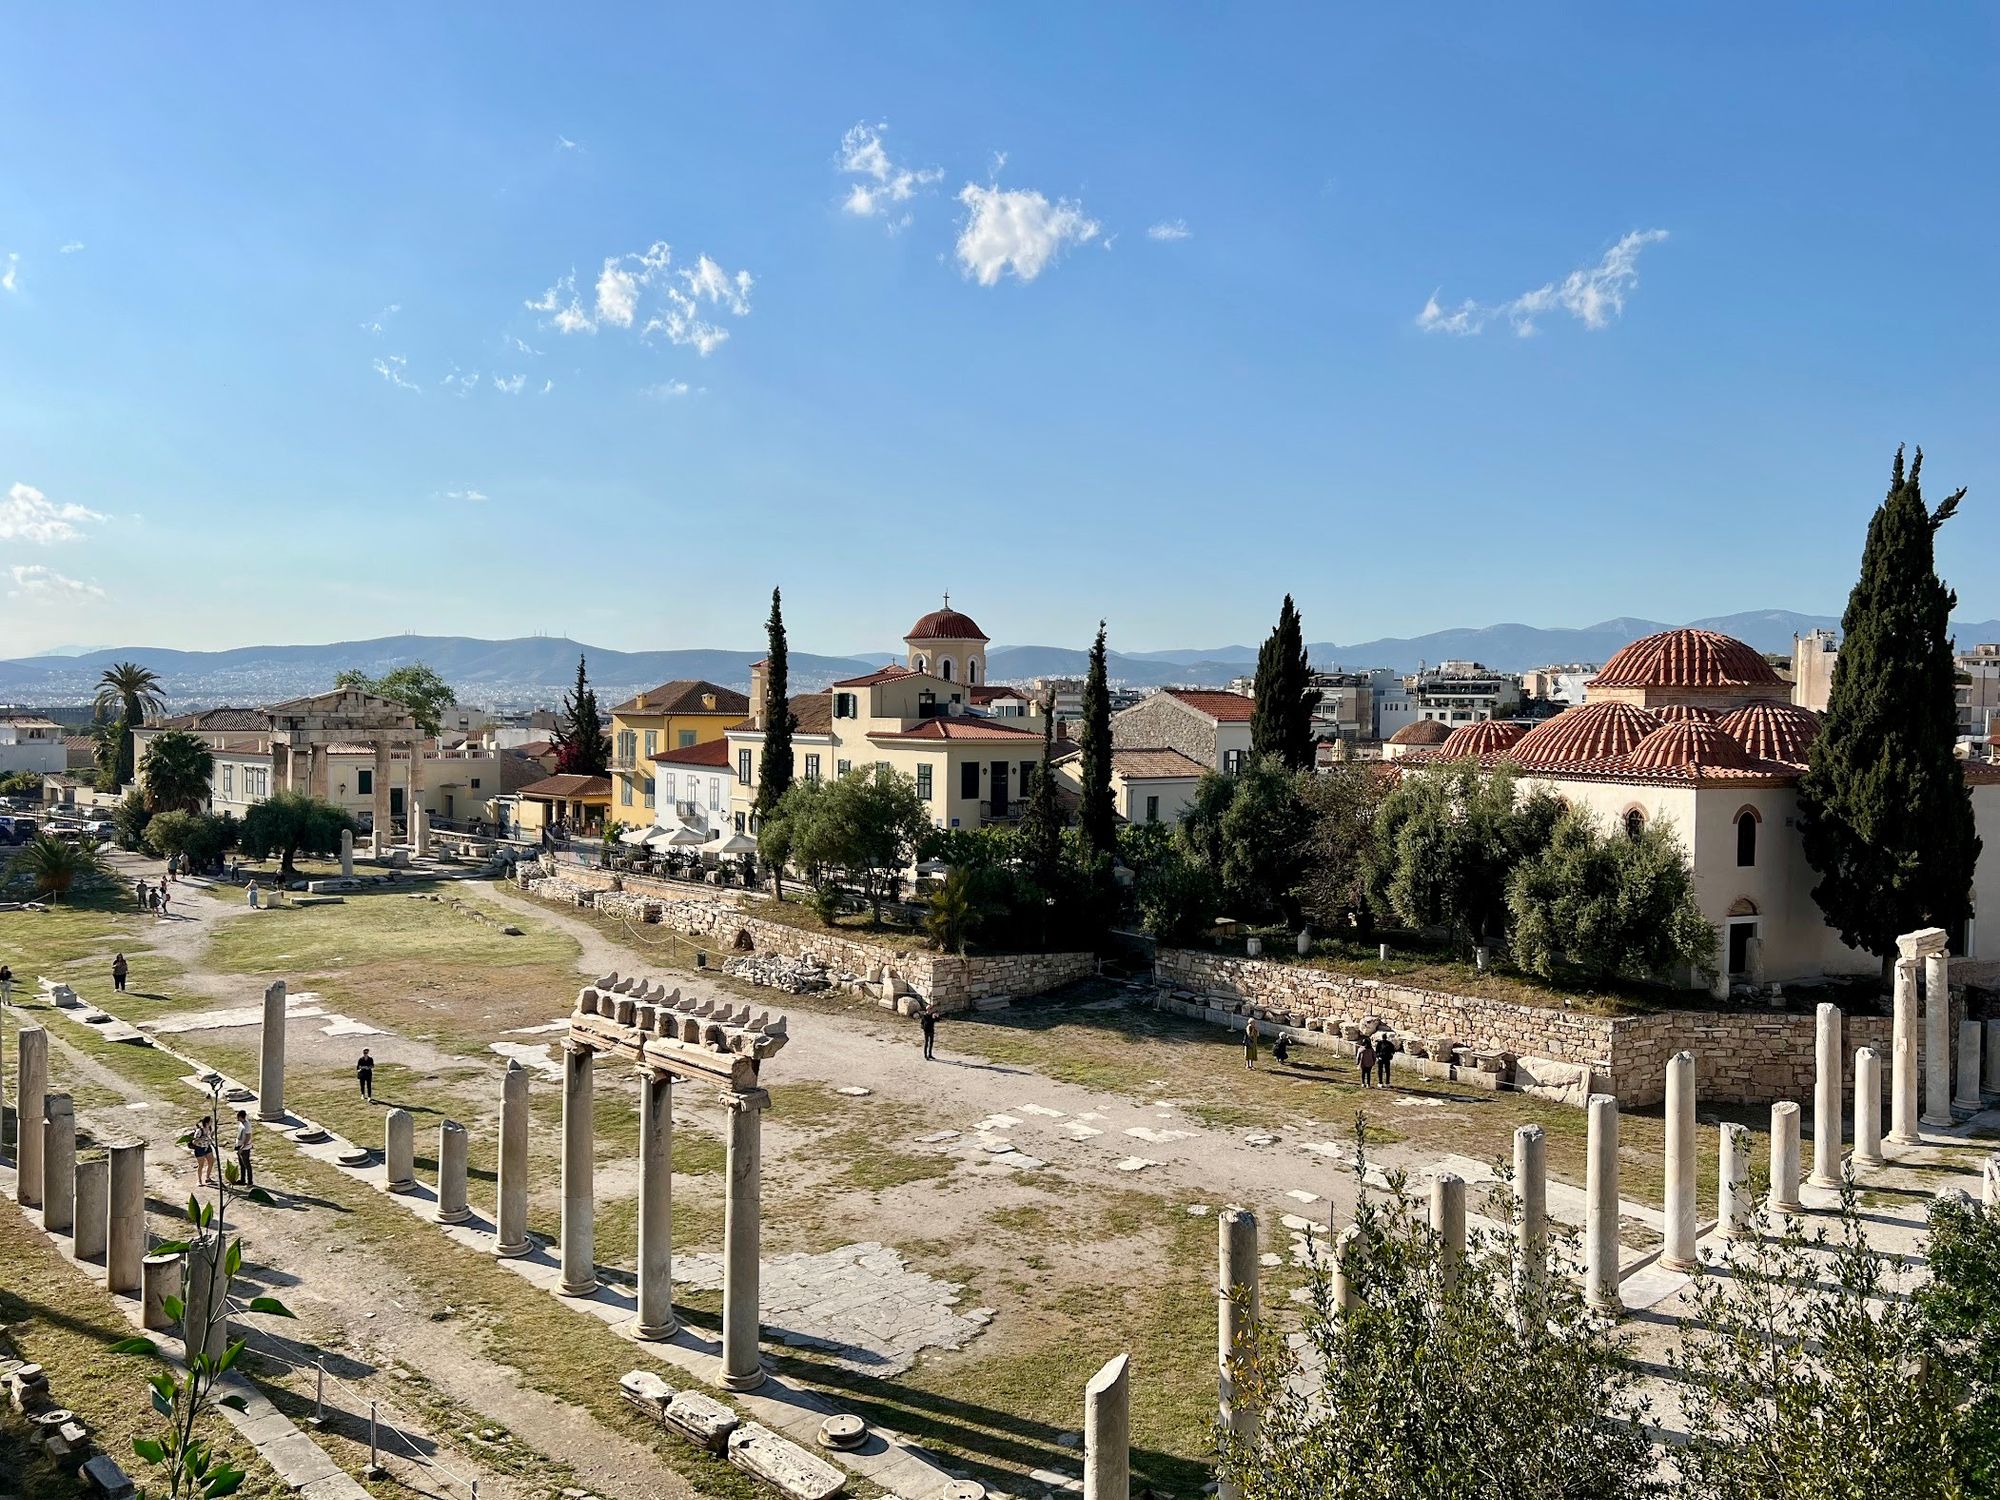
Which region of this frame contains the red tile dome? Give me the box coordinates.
[1389,718,1454,746]
[1511,702,1661,767]
[1439,720,1527,758]
[1589,629,1782,690]
[1652,704,1718,724]
[1717,700,1821,766]
[1622,720,1760,773]
[905,606,989,642]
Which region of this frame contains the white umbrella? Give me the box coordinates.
[617,826,653,845]
[642,826,682,850]
[915,858,951,875]
[667,824,710,846]
[707,831,759,856]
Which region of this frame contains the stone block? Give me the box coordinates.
[726,1421,847,1500]
[664,1390,740,1452]
[1514,1054,1592,1107]
[82,1453,136,1497]
[620,1369,676,1419]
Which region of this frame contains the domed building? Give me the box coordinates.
[903,598,991,687]
[1382,717,1453,760]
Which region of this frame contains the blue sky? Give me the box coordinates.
[2,5,1995,661]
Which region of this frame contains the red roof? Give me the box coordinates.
[1389,718,1453,746]
[1512,702,1661,767]
[1716,701,1821,766]
[1162,688,1256,723]
[1588,629,1782,691]
[610,680,749,717]
[1439,720,1526,758]
[517,773,613,800]
[832,664,917,689]
[1652,704,1718,724]
[651,738,731,769]
[1622,720,1762,774]
[906,607,989,642]
[867,718,1039,743]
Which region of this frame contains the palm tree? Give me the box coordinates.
[95,662,167,788]
[7,833,112,903]
[139,729,214,814]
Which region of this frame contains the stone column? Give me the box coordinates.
[1431,1173,1466,1294]
[340,827,354,878]
[1922,951,1953,1128]
[1514,1124,1547,1306]
[384,1108,415,1192]
[1890,957,1920,1145]
[258,980,287,1123]
[413,802,430,859]
[1584,1093,1620,1313]
[559,1043,598,1297]
[1985,1019,2000,1098]
[1808,1005,1843,1188]
[409,748,429,857]
[182,1237,231,1364]
[1985,1153,2000,1212]
[15,1026,47,1208]
[42,1093,76,1234]
[108,1142,147,1295]
[436,1121,469,1224]
[1719,1122,1753,1238]
[371,744,391,856]
[74,1156,109,1261]
[1216,1209,1258,1498]
[495,1061,530,1258]
[1083,1353,1131,1500]
[142,1251,180,1330]
[720,1086,769,1389]
[1852,1048,1884,1169]
[635,1070,677,1339]
[1769,1101,1802,1213]
[1663,1051,1697,1271]
[1954,1020,1984,1114]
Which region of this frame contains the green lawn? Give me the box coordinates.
[205,889,578,974]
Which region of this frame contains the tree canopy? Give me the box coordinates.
[754,587,798,822]
[240,791,353,880]
[1018,691,1066,890]
[1250,594,1322,771]
[1076,622,1117,861]
[553,654,611,777]
[1373,761,1562,950]
[138,728,215,815]
[94,661,164,787]
[1177,759,1313,926]
[334,663,458,738]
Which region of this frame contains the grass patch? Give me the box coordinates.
[205,890,579,975]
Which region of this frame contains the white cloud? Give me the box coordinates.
[442,488,489,503]
[8,564,103,601]
[2,254,18,293]
[641,380,691,399]
[507,334,541,357]
[1146,220,1191,242]
[526,272,597,335]
[1,482,106,544]
[954,183,1100,285]
[837,122,943,221]
[373,354,421,391]
[1419,229,1669,337]
[541,378,554,394]
[536,242,750,356]
[557,135,579,151]
[60,241,84,254]
[440,366,479,395]
[360,302,401,336]
[492,373,526,394]
[596,258,642,328]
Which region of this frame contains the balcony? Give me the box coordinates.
[978,800,1024,824]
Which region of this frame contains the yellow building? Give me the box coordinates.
[607,679,748,823]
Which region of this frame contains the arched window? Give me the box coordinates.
[939,657,954,682]
[914,654,928,674]
[1623,807,1646,841]
[1735,806,1760,867]
[968,658,979,685]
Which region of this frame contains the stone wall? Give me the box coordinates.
[1110,695,1216,769]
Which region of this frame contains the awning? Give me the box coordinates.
[617,826,654,845]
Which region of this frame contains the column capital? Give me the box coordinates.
[724,1086,771,1114]
[563,1038,599,1059]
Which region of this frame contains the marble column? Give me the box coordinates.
[720,1086,769,1389]
[410,750,429,857]
[559,1043,598,1297]
[1719,1122,1753,1238]
[1332,1225,1362,1315]
[1584,1093,1620,1313]
[1985,1019,2000,1098]
[1808,1005,1843,1188]
[495,1060,530,1258]
[1663,1051,1698,1271]
[1769,1101,1802,1213]
[74,1156,109,1261]
[258,980,287,1123]
[436,1121,470,1224]
[1083,1353,1131,1500]
[1984,1153,2000,1212]
[42,1094,76,1234]
[182,1237,231,1364]
[16,1026,47,1208]
[371,744,391,856]
[1954,1020,1984,1114]
[1852,1048,1884,1169]
[1890,957,1921,1145]
[108,1142,147,1294]
[340,827,354,878]
[1514,1124,1547,1307]
[384,1108,415,1192]
[1922,951,1953,1128]
[142,1251,180,1330]
[1216,1209,1258,1499]
[1431,1173,1466,1294]
[635,1070,677,1339]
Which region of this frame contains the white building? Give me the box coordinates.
[0,714,67,777]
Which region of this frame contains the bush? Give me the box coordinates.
[1137,847,1222,946]
[145,810,240,871]
[808,882,844,926]
[113,790,153,852]
[0,770,43,798]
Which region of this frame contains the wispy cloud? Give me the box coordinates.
[440,366,479,395]
[837,122,943,224]
[534,241,753,355]
[1,482,106,544]
[360,302,401,336]
[1146,220,1191,242]
[492,373,526,394]
[1419,229,1669,337]
[507,334,541,357]
[526,272,597,335]
[541,378,554,395]
[373,354,421,391]
[59,241,84,255]
[8,564,103,601]
[557,135,579,152]
[1,254,18,293]
[955,182,1100,285]
[641,380,693,400]
[441,488,489,503]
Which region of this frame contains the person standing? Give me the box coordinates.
[134,878,149,910]
[191,1117,216,1187]
[356,1048,375,1101]
[918,1004,938,1062]
[158,886,172,920]
[247,880,260,909]
[233,1110,254,1188]
[111,952,128,993]
[1244,1014,1261,1070]
[1356,1035,1377,1088]
[1376,1033,1396,1088]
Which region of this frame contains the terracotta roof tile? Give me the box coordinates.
[517,773,612,800]
[831,664,918,689]
[610,680,750,717]
[1388,719,1453,745]
[1512,702,1661,767]
[1588,628,1782,691]
[1438,720,1526,758]
[651,738,731,769]
[1109,748,1208,780]
[1161,688,1256,723]
[905,607,989,642]
[867,718,1039,743]
[1716,701,1821,766]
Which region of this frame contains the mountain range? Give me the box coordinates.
[6,610,1998,709]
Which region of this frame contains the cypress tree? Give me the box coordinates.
[754,586,798,821]
[1020,689,1066,888]
[1078,622,1117,860]
[555,654,611,777]
[1250,594,1323,771]
[1799,447,1979,970]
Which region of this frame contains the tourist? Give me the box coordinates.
[135,878,149,909]
[111,952,128,993]
[0,963,12,1005]
[1272,1031,1291,1067]
[158,886,172,920]
[356,1047,375,1102]
[1355,1035,1377,1088]
[1376,1032,1396,1088]
[1243,1014,1260,1070]
[919,1003,938,1062]
[247,881,260,909]
[233,1110,254,1188]
[191,1117,216,1187]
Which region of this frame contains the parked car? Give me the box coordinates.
[0,815,37,844]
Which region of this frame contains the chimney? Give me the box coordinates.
[636,692,648,711]
[702,692,716,710]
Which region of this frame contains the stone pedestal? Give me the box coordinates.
[384,1109,415,1192]
[560,1043,598,1296]
[182,1238,231,1364]
[1719,1121,1753,1238]
[1216,1209,1258,1498]
[636,1071,677,1339]
[1663,1051,1697,1271]
[142,1251,180,1330]
[1889,957,1920,1145]
[1431,1173,1466,1293]
[1083,1353,1131,1500]
[1808,1005,1843,1188]
[340,828,354,878]
[1852,1049,1884,1169]
[721,1088,769,1389]
[1954,1021,1984,1113]
[108,1142,147,1294]
[258,981,287,1123]
[1922,952,1953,1128]
[16,1026,47,1208]
[1584,1093,1620,1313]
[42,1094,76,1234]
[436,1121,470,1224]
[495,1061,531,1258]
[1513,1124,1546,1307]
[1769,1101,1802,1213]
[74,1157,109,1261]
